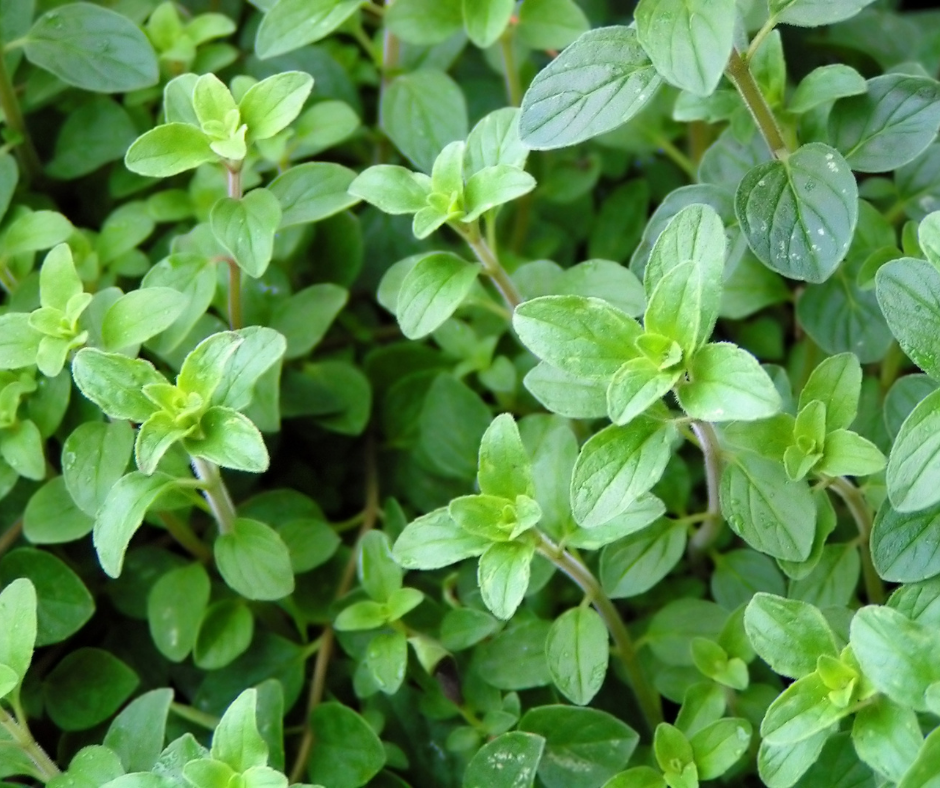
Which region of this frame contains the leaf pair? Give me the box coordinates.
[515,204,781,428]
[125,71,313,177]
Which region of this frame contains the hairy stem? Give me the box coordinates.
[458,223,522,311]
[289,437,380,784]
[191,457,237,536]
[225,166,243,330]
[537,533,664,733]
[0,706,60,782]
[0,52,41,182]
[828,476,885,605]
[725,48,790,160]
[499,29,522,107]
[688,421,725,560]
[745,16,778,61]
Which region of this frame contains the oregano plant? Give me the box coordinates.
[4,0,940,787]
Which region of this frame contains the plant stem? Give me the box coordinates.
[499,29,522,107]
[380,0,400,94]
[0,51,41,182]
[191,457,237,536]
[687,421,725,561]
[158,512,213,563]
[0,518,21,559]
[458,223,522,311]
[225,166,243,330]
[536,532,663,733]
[725,48,790,160]
[289,437,380,784]
[745,16,778,61]
[0,706,60,782]
[169,702,219,729]
[0,263,17,294]
[827,476,885,604]
[648,132,698,180]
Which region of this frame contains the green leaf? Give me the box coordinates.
[364,630,407,694]
[769,0,878,26]
[357,531,402,603]
[644,203,726,298]
[23,477,94,544]
[789,65,868,114]
[744,593,839,679]
[850,604,940,711]
[757,728,833,788]
[147,563,209,662]
[94,471,177,578]
[39,244,82,312]
[570,418,674,528]
[334,600,388,631]
[72,349,165,422]
[215,518,294,600]
[513,295,642,380]
[463,731,545,788]
[101,288,185,351]
[690,718,752,780]
[211,326,286,412]
[478,540,536,620]
[478,413,534,500]
[0,548,94,646]
[829,74,940,172]
[898,727,940,788]
[462,0,513,48]
[255,0,361,59]
[654,724,697,786]
[239,71,313,142]
[545,608,609,706]
[678,343,781,421]
[193,601,254,670]
[381,70,467,174]
[307,703,385,788]
[876,258,940,380]
[799,352,862,431]
[463,165,536,222]
[736,143,858,283]
[886,388,940,512]
[606,357,678,426]
[210,189,282,278]
[43,648,139,731]
[517,0,589,50]
[602,768,666,788]
[24,3,158,93]
[270,163,359,227]
[347,165,431,215]
[520,706,637,788]
[720,453,816,561]
[417,374,492,480]
[871,499,940,581]
[2,210,73,257]
[815,429,885,478]
[392,507,490,570]
[634,0,735,97]
[761,672,852,746]
[519,27,661,150]
[211,689,268,772]
[524,363,608,419]
[644,263,716,358]
[0,419,45,480]
[184,406,269,473]
[395,253,479,339]
[0,578,36,688]
[600,518,686,597]
[385,0,463,44]
[851,697,921,783]
[0,314,41,370]
[103,689,173,773]
[124,124,216,177]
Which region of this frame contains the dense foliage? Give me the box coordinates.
[5,0,940,786]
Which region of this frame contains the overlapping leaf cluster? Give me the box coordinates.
[5,1,940,787]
